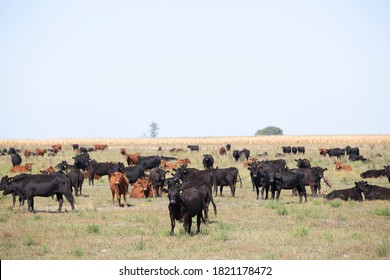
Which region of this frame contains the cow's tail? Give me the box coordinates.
[237,171,242,188]
[211,196,217,217]
[323,175,332,188]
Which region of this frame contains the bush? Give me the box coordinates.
[255,126,283,136]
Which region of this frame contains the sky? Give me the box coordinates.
[0,0,389,139]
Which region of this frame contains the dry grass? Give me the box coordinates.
[0,135,389,260]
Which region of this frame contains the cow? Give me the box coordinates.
[360,168,387,179]
[295,158,311,168]
[214,167,242,197]
[232,150,240,162]
[10,163,33,173]
[326,148,346,158]
[109,172,129,207]
[219,147,227,156]
[51,144,62,151]
[130,176,154,198]
[125,153,141,166]
[202,154,214,169]
[348,154,369,162]
[72,144,79,151]
[355,181,390,200]
[325,185,362,201]
[73,153,90,171]
[1,174,75,212]
[297,146,305,155]
[292,147,298,154]
[55,161,76,173]
[94,144,108,151]
[0,174,29,207]
[346,146,360,157]
[11,153,22,166]
[35,149,47,157]
[168,184,206,236]
[119,148,126,156]
[335,161,352,172]
[176,158,191,166]
[385,166,390,183]
[273,171,307,203]
[226,144,231,151]
[161,160,178,170]
[40,166,56,174]
[290,167,330,197]
[282,146,292,154]
[187,145,200,152]
[239,149,250,161]
[122,165,145,185]
[68,169,84,196]
[137,156,161,171]
[87,161,124,185]
[23,149,32,158]
[319,148,328,156]
[149,168,169,197]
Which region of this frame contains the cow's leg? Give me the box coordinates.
[111,191,115,206]
[256,185,260,200]
[123,192,128,207]
[219,186,223,196]
[64,193,76,211]
[116,191,121,207]
[231,183,236,197]
[27,197,34,212]
[185,215,192,234]
[169,211,176,236]
[276,189,281,200]
[57,193,64,212]
[196,213,201,234]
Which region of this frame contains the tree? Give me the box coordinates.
[255,126,283,136]
[149,122,159,138]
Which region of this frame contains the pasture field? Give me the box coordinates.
[0,135,389,260]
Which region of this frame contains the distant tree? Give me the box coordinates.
[255,126,283,136]
[149,122,159,138]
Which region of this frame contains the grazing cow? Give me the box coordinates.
[87,160,124,185]
[52,144,62,151]
[239,149,250,161]
[282,146,292,154]
[355,181,390,200]
[325,185,362,201]
[297,146,305,155]
[346,146,360,156]
[168,184,206,236]
[335,161,352,172]
[232,150,240,162]
[295,158,311,168]
[326,148,345,158]
[125,153,140,166]
[10,163,33,173]
[291,147,298,154]
[7,147,16,155]
[120,148,126,156]
[219,147,227,156]
[149,167,169,197]
[360,168,387,178]
[226,144,231,151]
[11,153,22,166]
[187,145,200,152]
[214,167,242,197]
[137,156,161,171]
[68,169,84,196]
[130,177,154,198]
[35,149,47,156]
[273,171,307,203]
[319,148,328,156]
[290,167,330,197]
[73,153,91,171]
[202,154,214,169]
[109,172,129,206]
[1,174,75,212]
[94,144,108,151]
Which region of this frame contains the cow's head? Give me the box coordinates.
[168,184,182,205]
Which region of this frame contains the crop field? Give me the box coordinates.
[0,135,389,260]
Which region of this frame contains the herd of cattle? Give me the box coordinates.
[0,143,390,236]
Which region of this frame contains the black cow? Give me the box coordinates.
[232,150,240,162]
[325,185,362,201]
[295,158,311,168]
[68,169,84,196]
[11,153,22,166]
[149,167,168,197]
[137,156,161,171]
[73,153,90,171]
[0,173,29,207]
[226,144,231,151]
[122,165,145,184]
[281,146,291,154]
[202,154,214,169]
[168,184,206,236]
[346,146,360,156]
[214,167,242,197]
[326,148,345,158]
[1,174,75,212]
[72,144,79,151]
[360,168,387,179]
[87,161,124,185]
[290,167,330,197]
[355,181,390,200]
[297,146,305,155]
[291,147,298,154]
[273,171,307,203]
[187,145,200,152]
[239,148,250,161]
[348,154,369,162]
[55,161,76,173]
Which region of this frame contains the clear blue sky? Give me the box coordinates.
[1,0,389,139]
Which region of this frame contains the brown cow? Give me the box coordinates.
[82,172,100,180]
[24,149,32,158]
[176,158,191,166]
[52,144,62,151]
[120,148,126,155]
[161,160,178,170]
[40,166,56,174]
[94,144,108,151]
[319,148,327,157]
[109,172,129,206]
[219,147,227,156]
[35,149,47,156]
[130,176,154,198]
[125,153,140,166]
[10,163,33,173]
[335,161,352,172]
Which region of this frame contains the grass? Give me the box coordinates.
[0,135,389,260]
